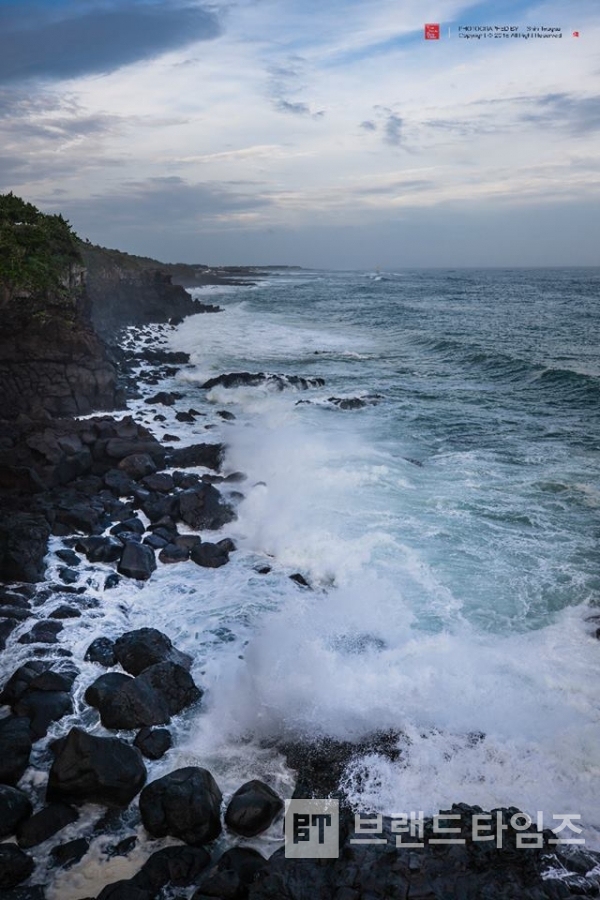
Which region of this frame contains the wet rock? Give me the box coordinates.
[137,490,179,523]
[217,409,236,421]
[13,689,73,740]
[140,767,222,846]
[18,620,63,644]
[75,536,124,564]
[17,802,79,848]
[167,443,224,471]
[201,372,325,391]
[137,661,202,716]
[179,483,235,531]
[47,726,146,807]
[105,438,166,465]
[0,616,18,649]
[49,605,80,619]
[175,411,196,423]
[96,881,152,900]
[58,567,79,585]
[175,534,202,552]
[118,454,157,480]
[85,637,116,667]
[104,469,137,496]
[0,513,51,583]
[110,518,145,537]
[134,727,172,760]
[225,781,283,838]
[255,566,271,575]
[193,847,267,900]
[131,845,210,893]
[85,671,169,730]
[172,470,201,489]
[104,573,121,590]
[191,542,230,569]
[144,391,183,406]
[0,785,33,838]
[0,662,76,706]
[114,628,192,675]
[142,533,168,550]
[84,672,132,709]
[159,543,190,564]
[0,843,35,889]
[162,433,179,441]
[289,573,309,587]
[117,542,156,581]
[141,472,174,493]
[50,837,89,869]
[55,549,81,567]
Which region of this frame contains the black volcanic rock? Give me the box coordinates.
[139,767,222,846]
[85,636,116,667]
[47,727,146,807]
[16,801,79,848]
[0,843,35,889]
[0,785,33,838]
[0,715,33,784]
[167,442,224,471]
[131,845,210,892]
[117,542,156,580]
[202,371,325,391]
[0,514,51,583]
[225,780,283,837]
[179,483,235,531]
[190,541,230,569]
[134,727,172,760]
[193,847,267,899]
[113,628,192,675]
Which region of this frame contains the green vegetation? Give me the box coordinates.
[0,192,82,310]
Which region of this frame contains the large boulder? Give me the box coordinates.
[224,780,283,838]
[179,484,235,531]
[0,785,33,838]
[16,802,79,848]
[0,715,33,785]
[191,541,230,569]
[139,767,222,846]
[117,543,156,581]
[167,443,224,471]
[131,846,210,893]
[85,663,200,730]
[134,727,172,760]
[84,636,116,667]
[0,843,35,889]
[193,847,267,900]
[47,727,146,807]
[0,513,51,583]
[113,628,191,675]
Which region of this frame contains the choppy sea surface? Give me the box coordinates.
[16,267,600,896]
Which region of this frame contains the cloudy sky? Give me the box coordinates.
[1,0,598,267]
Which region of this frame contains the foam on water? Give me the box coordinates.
[161,271,600,844]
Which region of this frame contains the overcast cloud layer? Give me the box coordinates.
[1,0,598,267]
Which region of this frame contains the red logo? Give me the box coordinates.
[572,30,580,37]
[424,23,440,40]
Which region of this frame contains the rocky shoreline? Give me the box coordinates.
[1,305,599,897]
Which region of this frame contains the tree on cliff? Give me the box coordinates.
[0,192,82,310]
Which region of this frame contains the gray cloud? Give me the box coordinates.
[58,176,271,230]
[521,92,600,135]
[0,1,221,85]
[360,120,377,131]
[384,113,403,146]
[267,57,323,118]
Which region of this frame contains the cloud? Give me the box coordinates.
[0,1,221,85]
[521,92,600,135]
[360,120,377,131]
[266,57,323,117]
[58,176,271,231]
[384,113,403,146]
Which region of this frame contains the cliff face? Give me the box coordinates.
[0,301,122,420]
[80,244,204,341]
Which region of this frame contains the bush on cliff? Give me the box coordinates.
[0,192,82,316]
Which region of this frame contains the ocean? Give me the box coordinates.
[35,267,600,895]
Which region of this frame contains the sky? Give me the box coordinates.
[0,0,599,268]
